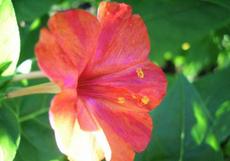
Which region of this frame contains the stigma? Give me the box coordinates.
[136,68,144,79]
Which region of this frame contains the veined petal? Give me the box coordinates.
[76,98,98,131]
[50,90,111,161]
[82,2,150,78]
[48,10,100,75]
[98,120,135,161]
[84,97,152,153]
[35,29,77,88]
[109,136,135,161]
[36,10,100,87]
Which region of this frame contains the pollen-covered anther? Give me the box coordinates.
[136,68,144,79]
[141,96,150,105]
[132,94,137,99]
[117,97,126,104]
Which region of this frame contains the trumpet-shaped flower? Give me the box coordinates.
[35,2,167,161]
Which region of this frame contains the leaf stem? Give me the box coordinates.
[12,71,46,82]
[19,108,48,122]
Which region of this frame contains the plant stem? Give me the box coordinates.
[5,82,61,99]
[12,71,46,82]
[19,108,48,122]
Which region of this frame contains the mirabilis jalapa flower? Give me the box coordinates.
[35,1,167,161]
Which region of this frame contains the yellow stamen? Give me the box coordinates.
[117,97,125,104]
[141,96,150,105]
[136,68,144,79]
[132,94,137,99]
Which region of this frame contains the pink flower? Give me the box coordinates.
[35,2,167,161]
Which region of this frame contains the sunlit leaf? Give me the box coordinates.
[0,107,20,161]
[0,0,20,75]
[0,61,11,75]
[194,67,230,142]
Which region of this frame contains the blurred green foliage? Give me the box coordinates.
[136,75,224,161]
[0,0,229,161]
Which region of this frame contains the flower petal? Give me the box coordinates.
[35,29,78,88]
[48,10,100,75]
[77,98,98,131]
[50,90,111,161]
[79,61,167,111]
[98,120,135,161]
[84,97,152,153]
[82,2,150,77]
[109,137,135,161]
[36,10,100,87]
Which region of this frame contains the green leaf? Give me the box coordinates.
[12,0,59,21]
[0,61,11,75]
[222,138,230,159]
[117,0,230,67]
[194,67,230,114]
[0,61,13,89]
[135,75,223,161]
[205,0,230,10]
[194,67,230,142]
[0,76,12,90]
[0,0,20,76]
[9,94,64,161]
[0,107,20,161]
